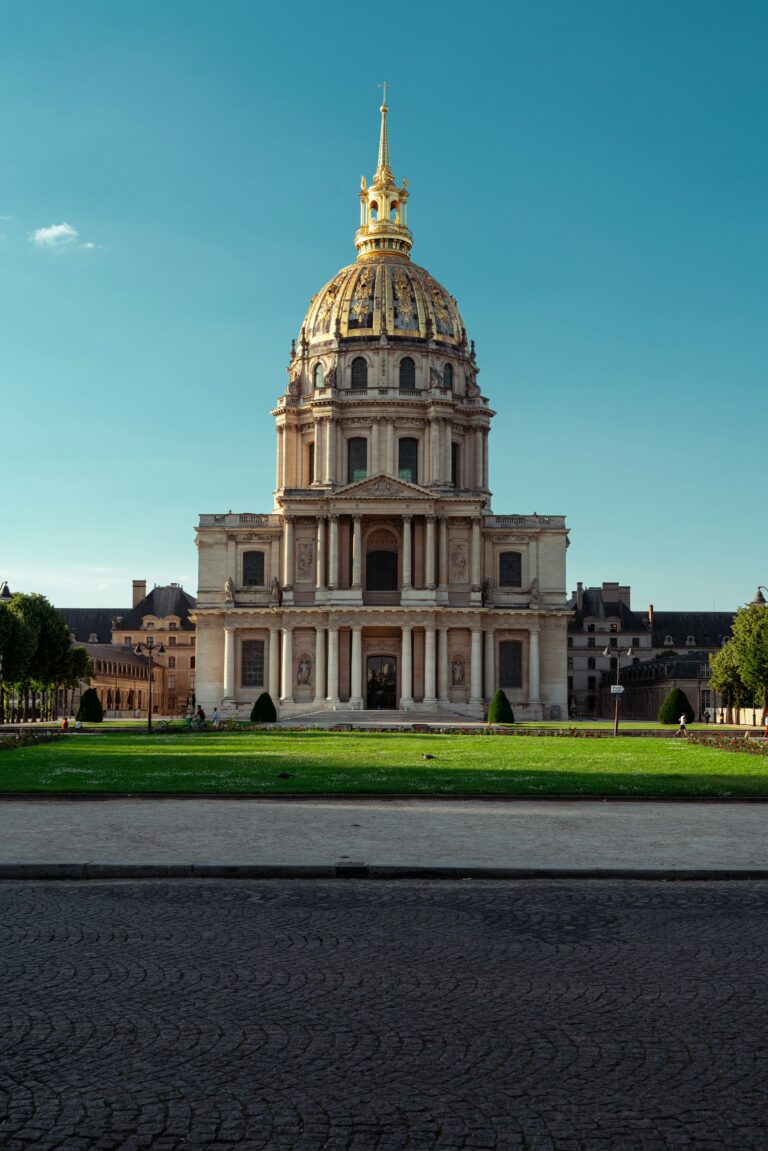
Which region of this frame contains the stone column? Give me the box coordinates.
[223,625,235,698]
[328,515,339,589]
[438,517,449,591]
[470,627,483,704]
[268,627,280,701]
[281,424,291,489]
[316,517,326,590]
[425,516,436,589]
[438,627,449,703]
[482,428,489,490]
[431,418,441,484]
[326,626,340,703]
[424,625,437,704]
[280,626,293,703]
[386,419,395,475]
[314,627,326,704]
[283,518,294,590]
[325,417,336,484]
[352,515,362,590]
[484,630,494,701]
[371,419,380,475]
[443,420,452,484]
[313,419,323,484]
[471,518,481,589]
[350,625,363,708]
[400,625,413,707]
[529,627,541,703]
[276,426,283,491]
[475,427,483,489]
[402,515,412,589]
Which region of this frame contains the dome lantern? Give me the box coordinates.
[355,87,412,262]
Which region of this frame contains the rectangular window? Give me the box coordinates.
[169,622,178,631]
[499,640,523,689]
[587,624,595,633]
[347,437,368,483]
[499,552,522,588]
[243,551,265,587]
[451,442,460,487]
[567,637,573,648]
[168,674,176,689]
[609,623,618,633]
[567,656,574,670]
[633,637,640,647]
[567,676,573,690]
[124,637,132,647]
[588,675,596,689]
[168,656,176,669]
[168,636,176,647]
[190,656,195,669]
[587,657,595,670]
[609,637,618,649]
[587,637,595,649]
[241,639,265,687]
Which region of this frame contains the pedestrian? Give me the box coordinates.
[61,717,69,731]
[212,707,221,730]
[196,705,206,723]
[764,714,768,739]
[678,713,687,737]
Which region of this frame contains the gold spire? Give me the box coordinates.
[355,89,413,262]
[376,82,392,181]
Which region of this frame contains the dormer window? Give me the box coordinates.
[686,635,696,646]
[664,635,674,646]
[168,622,177,631]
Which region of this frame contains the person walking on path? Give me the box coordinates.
[678,713,688,737]
[212,708,221,730]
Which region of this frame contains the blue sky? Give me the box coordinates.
[1,0,766,611]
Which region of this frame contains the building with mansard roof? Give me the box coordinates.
[193,98,570,719]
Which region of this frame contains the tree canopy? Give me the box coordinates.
[1,592,92,721]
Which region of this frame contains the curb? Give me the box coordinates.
[2,862,768,882]
[3,792,768,803]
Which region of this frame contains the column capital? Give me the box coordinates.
[402,512,413,523]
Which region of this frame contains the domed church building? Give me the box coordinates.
[194,97,569,720]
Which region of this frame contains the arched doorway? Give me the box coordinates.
[367,655,397,710]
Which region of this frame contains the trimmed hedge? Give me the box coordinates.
[487,689,515,725]
[76,688,103,723]
[250,692,277,723]
[658,687,694,725]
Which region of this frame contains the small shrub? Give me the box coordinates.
[487,689,515,725]
[250,692,277,723]
[658,687,694,725]
[76,688,103,723]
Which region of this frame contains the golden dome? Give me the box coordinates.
[302,259,467,348]
[298,95,469,352]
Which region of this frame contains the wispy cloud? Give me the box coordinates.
[30,222,80,247]
[0,214,12,221]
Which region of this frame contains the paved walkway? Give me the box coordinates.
[1,796,767,875]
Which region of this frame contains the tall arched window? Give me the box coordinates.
[398,437,418,483]
[347,437,368,482]
[313,363,324,389]
[443,363,453,390]
[399,356,415,389]
[351,357,368,389]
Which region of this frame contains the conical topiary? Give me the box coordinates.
[76,687,103,723]
[250,692,277,723]
[487,689,515,725]
[658,686,694,725]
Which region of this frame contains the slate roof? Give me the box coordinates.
[119,585,197,631]
[568,588,648,634]
[80,642,150,670]
[612,651,714,685]
[57,608,129,645]
[648,611,734,650]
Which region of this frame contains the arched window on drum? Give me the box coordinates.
[443,363,453,391]
[313,363,324,389]
[351,357,368,389]
[399,357,415,390]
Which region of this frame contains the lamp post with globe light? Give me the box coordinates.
[604,644,633,737]
[132,637,165,732]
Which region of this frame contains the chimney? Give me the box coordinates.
[132,579,147,608]
[648,603,654,627]
[576,581,583,611]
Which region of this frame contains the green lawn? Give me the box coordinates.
[2,731,767,797]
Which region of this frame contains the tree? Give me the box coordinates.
[709,640,752,721]
[76,687,103,723]
[7,593,73,720]
[658,687,694,725]
[730,602,768,716]
[250,692,277,723]
[487,689,515,724]
[0,603,35,722]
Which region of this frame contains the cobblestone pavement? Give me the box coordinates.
[2,880,767,1150]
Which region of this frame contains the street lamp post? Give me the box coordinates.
[133,637,165,732]
[603,644,633,737]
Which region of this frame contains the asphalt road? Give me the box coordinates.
[2,879,767,1150]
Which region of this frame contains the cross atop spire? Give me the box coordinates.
[354,90,412,261]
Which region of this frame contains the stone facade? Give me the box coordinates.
[194,99,569,720]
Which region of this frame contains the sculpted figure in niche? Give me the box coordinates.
[224,576,235,604]
[429,366,441,389]
[528,577,540,606]
[297,541,314,579]
[450,542,467,581]
[270,577,282,607]
[452,657,465,686]
[481,578,492,607]
[297,655,312,685]
[325,364,337,388]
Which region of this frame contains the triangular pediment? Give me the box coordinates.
[333,474,434,500]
